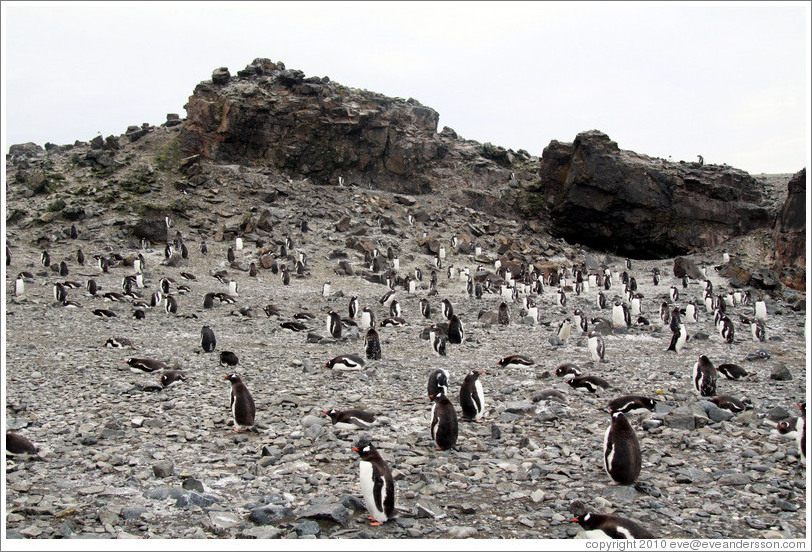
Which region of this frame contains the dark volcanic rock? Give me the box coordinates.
[771,168,806,291]
[180,58,527,197]
[538,130,773,258]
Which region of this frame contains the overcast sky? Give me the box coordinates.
[2,1,809,175]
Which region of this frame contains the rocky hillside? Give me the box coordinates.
[4,58,807,542]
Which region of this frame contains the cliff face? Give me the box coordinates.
[535,130,774,259]
[180,58,532,200]
[771,168,806,290]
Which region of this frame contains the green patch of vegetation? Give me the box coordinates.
[155,137,181,170]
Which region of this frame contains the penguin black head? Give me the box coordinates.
[223,373,242,384]
[352,434,375,456]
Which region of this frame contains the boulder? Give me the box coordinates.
[537,130,773,258]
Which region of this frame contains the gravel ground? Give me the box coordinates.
[4,181,808,542]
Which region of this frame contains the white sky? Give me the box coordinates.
[2,0,810,175]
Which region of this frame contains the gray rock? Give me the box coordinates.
[718,473,751,486]
[293,519,321,536]
[770,363,792,381]
[299,502,350,526]
[447,526,478,538]
[120,507,147,520]
[152,460,174,478]
[249,504,294,525]
[341,495,366,511]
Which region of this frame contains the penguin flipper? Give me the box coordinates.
[350,417,373,429]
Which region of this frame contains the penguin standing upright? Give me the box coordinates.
[201,325,216,352]
[427,368,450,399]
[751,319,766,342]
[669,286,679,302]
[588,330,605,362]
[447,314,464,344]
[365,328,382,360]
[754,298,767,322]
[420,298,431,319]
[352,435,395,526]
[360,307,376,329]
[667,323,687,355]
[227,246,235,263]
[459,370,485,421]
[430,391,459,450]
[612,301,626,328]
[223,373,256,432]
[604,410,642,485]
[693,354,717,396]
[442,299,454,320]
[497,302,510,325]
[349,296,360,319]
[14,274,25,297]
[327,310,343,339]
[428,325,447,357]
[596,291,607,310]
[557,318,572,343]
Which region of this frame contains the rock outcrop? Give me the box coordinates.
[536,130,774,258]
[770,168,806,291]
[180,58,532,200]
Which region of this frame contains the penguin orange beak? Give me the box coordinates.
[222,375,229,379]
[570,518,580,522]
[352,447,360,452]
[429,395,435,400]
[477,371,484,375]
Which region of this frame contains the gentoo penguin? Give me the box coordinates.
[684,300,697,323]
[754,298,767,322]
[667,323,688,355]
[557,318,572,343]
[777,415,806,464]
[223,373,255,432]
[228,279,239,297]
[360,307,376,329]
[323,409,376,430]
[126,357,169,373]
[349,296,360,319]
[693,354,717,397]
[448,314,464,344]
[219,351,239,367]
[568,375,612,393]
[324,354,367,371]
[460,370,485,421]
[428,326,447,356]
[160,370,186,388]
[201,325,216,352]
[104,336,133,348]
[531,389,568,405]
[59,260,69,276]
[719,316,735,343]
[596,291,607,310]
[132,309,146,320]
[97,255,109,273]
[612,300,626,328]
[751,319,766,342]
[430,391,459,450]
[604,411,642,485]
[5,432,43,461]
[571,512,655,539]
[327,310,343,338]
[557,288,567,307]
[588,330,605,362]
[352,435,395,526]
[389,299,401,319]
[54,282,67,303]
[496,354,535,370]
[716,363,747,380]
[630,294,642,317]
[652,269,660,286]
[92,308,117,319]
[607,395,657,415]
[442,299,454,320]
[380,317,406,327]
[227,246,235,263]
[203,292,216,309]
[573,308,588,333]
[365,328,382,360]
[280,321,309,332]
[427,368,450,399]
[281,268,291,286]
[420,298,431,319]
[555,363,582,378]
[379,289,396,307]
[41,250,50,267]
[14,274,25,297]
[497,302,510,325]
[709,395,752,413]
[164,295,178,315]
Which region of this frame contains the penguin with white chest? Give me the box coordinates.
[223,373,256,432]
[588,330,605,362]
[430,391,459,450]
[459,370,485,421]
[353,435,395,526]
[604,410,642,485]
[693,354,717,397]
[571,512,656,539]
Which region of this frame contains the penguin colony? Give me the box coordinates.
[4,196,806,540]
